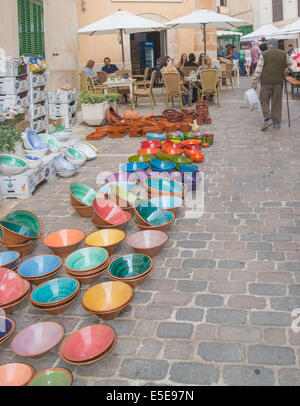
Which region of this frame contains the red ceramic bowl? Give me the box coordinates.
[60,324,115,363]
[93,198,128,225]
[181,139,202,146]
[189,152,205,163]
[0,267,27,305]
[91,211,131,230]
[137,148,161,155]
[184,144,202,151]
[141,140,162,149]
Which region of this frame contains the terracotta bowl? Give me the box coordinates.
[137,148,161,155]
[109,271,153,289]
[66,258,110,277]
[149,196,183,214]
[60,324,115,363]
[141,140,162,149]
[43,229,85,257]
[126,230,168,257]
[67,271,105,286]
[0,267,28,305]
[11,322,65,359]
[30,290,80,315]
[73,205,93,218]
[109,184,139,211]
[93,198,128,225]
[0,315,16,344]
[92,212,132,230]
[0,221,39,245]
[184,144,202,151]
[181,139,202,146]
[134,199,168,227]
[85,229,126,255]
[65,246,109,273]
[0,363,35,386]
[189,151,205,163]
[69,182,97,207]
[28,368,72,387]
[4,209,42,238]
[30,278,80,308]
[132,210,175,232]
[0,251,21,270]
[144,176,187,198]
[1,288,31,315]
[1,239,36,256]
[17,255,62,283]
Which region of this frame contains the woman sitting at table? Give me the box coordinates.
[197,53,205,67]
[83,60,100,83]
[177,53,188,68]
[184,53,198,67]
[197,56,218,76]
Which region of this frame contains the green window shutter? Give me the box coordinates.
[18,0,45,57]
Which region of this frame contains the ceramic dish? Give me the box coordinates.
[0,363,35,386]
[30,278,80,307]
[0,220,39,245]
[150,159,176,172]
[137,148,161,155]
[121,162,149,173]
[99,182,136,195]
[108,254,153,280]
[0,154,27,175]
[85,229,126,255]
[53,157,78,172]
[0,267,27,305]
[105,172,137,183]
[30,290,80,315]
[126,230,168,257]
[0,316,16,343]
[128,154,155,163]
[150,196,183,213]
[43,229,85,257]
[178,164,199,172]
[28,368,72,386]
[132,210,175,232]
[91,211,131,230]
[0,239,36,257]
[56,169,77,178]
[144,176,187,198]
[24,130,48,150]
[73,142,97,160]
[17,254,62,279]
[0,251,21,269]
[146,133,166,141]
[70,183,97,207]
[65,247,109,273]
[93,198,128,225]
[4,209,41,236]
[24,155,41,169]
[134,199,168,227]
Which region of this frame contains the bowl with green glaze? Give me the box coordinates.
[0,154,27,175]
[0,220,39,245]
[170,156,193,165]
[30,277,80,307]
[70,182,97,207]
[28,368,72,386]
[67,148,85,161]
[5,210,42,237]
[144,176,187,198]
[128,154,155,163]
[132,209,175,232]
[65,247,109,274]
[134,199,168,227]
[156,152,172,161]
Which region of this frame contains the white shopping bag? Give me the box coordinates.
[245,88,261,112]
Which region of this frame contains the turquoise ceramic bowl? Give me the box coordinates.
[133,210,174,228]
[0,221,38,238]
[150,196,183,211]
[178,164,198,172]
[70,183,97,206]
[18,255,62,278]
[121,162,149,173]
[67,148,85,160]
[65,247,109,272]
[144,177,184,194]
[150,159,176,172]
[135,199,168,226]
[31,278,80,306]
[108,254,152,279]
[0,154,27,175]
[128,155,155,163]
[5,210,41,235]
[146,133,166,141]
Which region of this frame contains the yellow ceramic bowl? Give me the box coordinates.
[82,281,133,312]
[85,229,125,248]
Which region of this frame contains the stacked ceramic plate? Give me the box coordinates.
[92,198,132,229]
[0,268,31,314]
[17,255,63,285]
[0,315,16,344]
[82,281,134,320]
[0,210,42,256]
[65,247,110,285]
[30,278,80,315]
[132,209,175,232]
[108,253,153,288]
[70,182,97,218]
[60,324,116,366]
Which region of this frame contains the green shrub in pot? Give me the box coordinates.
[0,125,23,154]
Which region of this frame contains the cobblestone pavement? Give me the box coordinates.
[1,78,300,386]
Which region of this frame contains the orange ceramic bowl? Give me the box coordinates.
[181,139,202,146]
[43,229,85,257]
[137,148,161,155]
[189,152,205,163]
[0,363,35,386]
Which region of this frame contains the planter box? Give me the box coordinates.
[81,102,108,126]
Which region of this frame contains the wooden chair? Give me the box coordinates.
[79,73,89,92]
[132,71,156,109]
[115,70,132,103]
[198,69,220,107]
[88,76,105,93]
[133,67,150,89]
[96,71,108,84]
[219,63,234,89]
[162,71,191,110]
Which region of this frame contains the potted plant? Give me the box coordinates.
[78,91,121,126]
[0,125,24,156]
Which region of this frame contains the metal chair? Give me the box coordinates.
[132,71,156,109]
[198,69,220,107]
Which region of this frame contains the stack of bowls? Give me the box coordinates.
[108,254,153,288]
[0,268,31,314]
[1,210,42,256]
[30,278,80,315]
[28,368,72,386]
[132,209,175,232]
[59,324,116,366]
[11,322,64,358]
[126,230,168,257]
[92,198,131,229]
[73,141,97,161]
[65,247,110,284]
[141,140,162,149]
[0,315,16,344]
[53,157,78,178]
[109,184,139,215]
[134,199,168,227]
[0,363,35,386]
[150,158,176,172]
[144,176,187,199]
[66,148,86,167]
[23,130,49,156]
[43,229,85,257]
[17,255,63,285]
[0,251,21,271]
[82,281,134,320]
[24,155,41,170]
[85,229,126,255]
[70,182,97,218]
[146,133,166,141]
[128,154,154,163]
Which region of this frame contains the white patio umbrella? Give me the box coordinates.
[166,8,250,54]
[272,19,300,35]
[241,24,297,42]
[78,10,166,64]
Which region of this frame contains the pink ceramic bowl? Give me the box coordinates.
[0,363,35,386]
[93,198,128,225]
[0,267,27,305]
[11,321,64,358]
[60,324,115,363]
[126,230,169,257]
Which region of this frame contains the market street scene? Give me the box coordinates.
[0,0,300,388]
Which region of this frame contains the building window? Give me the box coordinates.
[18,0,45,57]
[272,0,283,22]
[220,0,227,6]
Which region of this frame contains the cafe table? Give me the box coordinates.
[103,78,136,105]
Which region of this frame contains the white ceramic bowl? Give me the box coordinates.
[66,156,86,167]
[56,169,78,178]
[24,148,48,158]
[24,156,42,170]
[73,142,97,161]
[0,154,28,175]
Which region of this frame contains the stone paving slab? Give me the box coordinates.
[1,78,300,386]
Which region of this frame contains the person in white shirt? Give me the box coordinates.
[244,46,252,77]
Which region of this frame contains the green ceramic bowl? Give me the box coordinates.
[5,210,41,235]
[135,199,168,226]
[67,148,84,160]
[128,154,155,163]
[109,254,152,279]
[183,132,195,140]
[0,155,27,168]
[0,220,38,238]
[70,183,97,206]
[171,156,193,165]
[29,368,72,386]
[65,247,109,272]
[156,152,171,161]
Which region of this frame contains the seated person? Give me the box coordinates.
[101,57,119,74]
[83,60,100,84]
[184,53,198,67]
[197,56,218,77]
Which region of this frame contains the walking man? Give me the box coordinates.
[251,43,296,131]
[251,42,261,74]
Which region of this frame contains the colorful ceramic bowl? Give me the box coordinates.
[93,198,128,225]
[53,157,78,172]
[150,196,183,213]
[30,291,80,315]
[171,156,193,165]
[43,229,85,257]
[28,368,72,386]
[134,199,168,227]
[181,139,202,146]
[132,209,175,232]
[73,141,97,160]
[105,172,137,183]
[31,278,80,307]
[108,254,152,279]
[91,212,132,231]
[99,182,136,195]
[0,267,27,305]
[73,205,93,218]
[0,221,38,245]
[85,229,126,255]
[0,363,35,386]
[69,183,97,207]
[0,154,27,176]
[11,322,64,358]
[60,324,115,363]
[66,148,86,162]
[126,230,168,257]
[137,148,161,156]
[178,164,199,172]
[0,316,16,343]
[121,162,149,173]
[150,159,177,172]
[0,251,20,270]
[0,239,36,257]
[146,133,166,141]
[17,255,62,280]
[184,144,202,151]
[109,185,138,211]
[156,152,172,161]
[141,140,162,149]
[128,154,155,163]
[4,210,41,236]
[144,176,186,198]
[65,247,109,273]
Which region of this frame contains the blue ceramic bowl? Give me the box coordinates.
[0,316,15,341]
[150,159,177,172]
[31,278,80,306]
[121,162,149,173]
[26,131,49,150]
[53,157,78,171]
[99,182,136,195]
[144,177,184,194]
[24,155,40,161]
[178,164,199,172]
[146,133,166,141]
[135,199,168,226]
[150,196,183,211]
[0,251,20,269]
[18,255,62,278]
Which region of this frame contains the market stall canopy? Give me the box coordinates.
[271,19,300,35]
[217,31,243,37]
[166,9,250,54]
[241,24,297,41]
[78,10,166,63]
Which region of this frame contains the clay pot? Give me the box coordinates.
[73,205,93,218]
[105,106,122,125]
